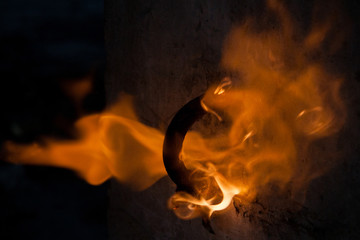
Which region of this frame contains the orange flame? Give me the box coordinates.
[3,0,347,222]
[169,0,346,219]
[5,95,166,189]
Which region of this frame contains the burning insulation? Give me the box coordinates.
[3,0,346,226]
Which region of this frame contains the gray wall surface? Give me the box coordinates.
[105,0,360,239]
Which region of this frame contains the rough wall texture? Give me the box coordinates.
[105,0,360,239]
[105,0,232,125]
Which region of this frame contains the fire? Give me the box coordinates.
[3,0,346,225]
[168,0,346,220]
[170,163,241,220]
[5,95,166,189]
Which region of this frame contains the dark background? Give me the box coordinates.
[0,1,108,239]
[0,0,359,240]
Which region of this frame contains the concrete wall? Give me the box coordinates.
[105,0,360,239]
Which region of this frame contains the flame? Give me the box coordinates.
[170,166,240,220]
[4,95,166,189]
[2,0,347,223]
[169,0,346,219]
